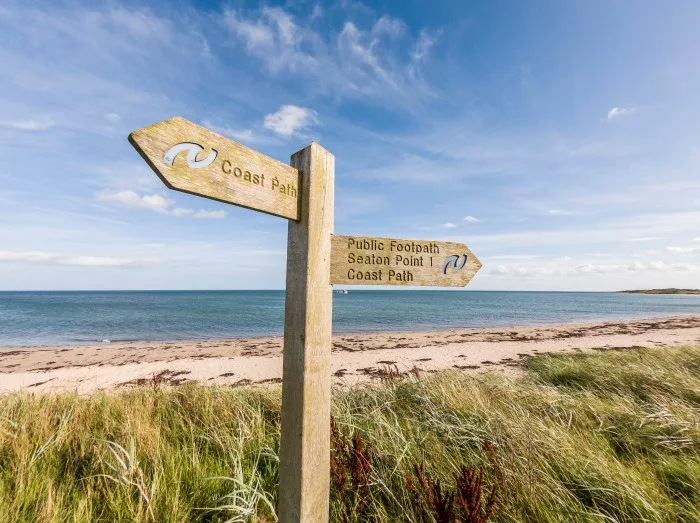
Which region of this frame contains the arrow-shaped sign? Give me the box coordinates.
[129,117,301,220]
[330,235,481,287]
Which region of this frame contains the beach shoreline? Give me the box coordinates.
[2,314,700,394]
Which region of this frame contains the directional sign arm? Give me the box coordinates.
[129,117,301,220]
[330,235,481,287]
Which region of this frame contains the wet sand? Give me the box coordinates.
[2,315,700,394]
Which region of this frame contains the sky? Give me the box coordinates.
[0,0,699,291]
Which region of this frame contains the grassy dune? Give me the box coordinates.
[1,346,700,522]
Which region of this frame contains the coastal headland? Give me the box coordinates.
[618,288,700,295]
[2,315,700,394]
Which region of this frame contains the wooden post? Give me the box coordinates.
[279,142,335,522]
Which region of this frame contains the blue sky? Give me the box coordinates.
[0,0,699,291]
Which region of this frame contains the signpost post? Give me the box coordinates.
[129,117,481,523]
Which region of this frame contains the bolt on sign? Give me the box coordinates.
[128,116,482,523]
[331,235,481,287]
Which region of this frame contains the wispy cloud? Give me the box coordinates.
[97,190,193,216]
[606,107,634,120]
[666,246,700,254]
[547,209,576,216]
[372,16,405,37]
[0,119,55,131]
[0,250,159,267]
[223,6,434,103]
[97,190,226,219]
[463,215,480,223]
[575,261,696,274]
[202,120,259,144]
[194,210,226,219]
[487,259,698,278]
[263,105,318,137]
[443,222,456,229]
[412,30,436,62]
[629,237,664,242]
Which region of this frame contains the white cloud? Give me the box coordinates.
[486,259,699,279]
[372,16,405,37]
[98,191,226,219]
[225,7,306,71]
[575,261,695,274]
[168,207,195,217]
[0,119,55,131]
[104,113,121,122]
[97,190,229,218]
[486,254,541,261]
[263,105,318,137]
[412,30,436,62]
[628,237,664,242]
[0,250,158,267]
[443,222,456,228]
[606,107,634,120]
[194,210,226,219]
[224,7,433,103]
[99,190,174,213]
[202,120,258,143]
[666,246,700,254]
[693,237,700,242]
[339,22,396,88]
[463,215,480,223]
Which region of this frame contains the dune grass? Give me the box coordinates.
[1,345,699,522]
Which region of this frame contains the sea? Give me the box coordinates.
[1,290,700,347]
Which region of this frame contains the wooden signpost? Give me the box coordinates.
[129,116,481,522]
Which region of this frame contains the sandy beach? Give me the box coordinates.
[2,315,700,394]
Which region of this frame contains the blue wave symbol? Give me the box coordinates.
[442,254,468,274]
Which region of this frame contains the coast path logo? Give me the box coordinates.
[164,142,218,169]
[442,254,468,274]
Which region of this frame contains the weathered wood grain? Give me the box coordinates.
[330,235,481,287]
[279,143,334,522]
[129,117,300,220]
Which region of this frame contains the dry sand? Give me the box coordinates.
[2,315,700,394]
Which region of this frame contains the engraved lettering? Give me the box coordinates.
[349,252,390,265]
[389,241,439,254]
[348,268,383,281]
[388,269,414,282]
[395,254,424,267]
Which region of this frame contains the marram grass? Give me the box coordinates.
[1,345,699,522]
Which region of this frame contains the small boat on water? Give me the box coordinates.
[335,289,349,294]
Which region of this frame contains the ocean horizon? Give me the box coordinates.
[3,290,700,347]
